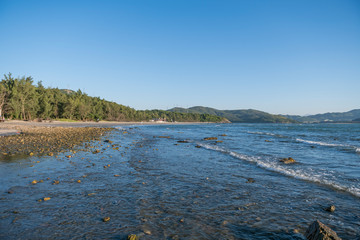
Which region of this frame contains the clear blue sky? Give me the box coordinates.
[0,0,359,115]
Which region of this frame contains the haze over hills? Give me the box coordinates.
[168,106,297,123]
[283,109,360,123]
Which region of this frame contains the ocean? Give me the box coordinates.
[1,123,359,239]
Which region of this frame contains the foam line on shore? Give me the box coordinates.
[199,143,360,198]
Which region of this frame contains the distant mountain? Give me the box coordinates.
[168,106,297,123]
[283,109,360,123]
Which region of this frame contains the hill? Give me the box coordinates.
[0,73,225,123]
[283,109,360,123]
[168,106,297,123]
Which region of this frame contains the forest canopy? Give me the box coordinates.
[0,73,225,123]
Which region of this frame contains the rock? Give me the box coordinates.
[325,205,335,212]
[93,149,100,154]
[204,137,217,140]
[127,234,139,240]
[246,178,255,183]
[144,230,151,235]
[177,140,188,143]
[195,145,201,148]
[279,157,296,164]
[305,220,342,240]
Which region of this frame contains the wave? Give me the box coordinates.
[246,131,288,139]
[296,138,344,147]
[296,138,360,153]
[199,143,360,198]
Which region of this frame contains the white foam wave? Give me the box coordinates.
[199,143,360,198]
[296,138,343,147]
[247,131,276,136]
[296,138,360,153]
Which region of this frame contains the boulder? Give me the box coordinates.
[279,157,296,164]
[305,220,341,240]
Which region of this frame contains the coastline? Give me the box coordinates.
[0,120,211,136]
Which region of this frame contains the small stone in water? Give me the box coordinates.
[102,217,110,222]
[325,205,336,212]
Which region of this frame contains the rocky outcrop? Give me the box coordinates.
[279,157,296,164]
[305,220,341,240]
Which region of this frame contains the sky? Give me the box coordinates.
[0,0,359,115]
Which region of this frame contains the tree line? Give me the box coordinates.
[0,73,225,123]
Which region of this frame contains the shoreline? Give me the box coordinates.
[0,120,210,136]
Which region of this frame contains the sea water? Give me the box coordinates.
[0,123,359,239]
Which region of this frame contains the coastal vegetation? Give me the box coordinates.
[0,73,225,123]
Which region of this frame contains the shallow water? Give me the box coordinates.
[0,124,359,239]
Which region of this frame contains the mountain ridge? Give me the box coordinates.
[168,106,297,123]
[283,109,360,122]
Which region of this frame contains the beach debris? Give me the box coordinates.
[305,220,342,240]
[52,180,60,185]
[279,157,296,164]
[102,217,110,222]
[87,193,96,196]
[204,137,217,140]
[31,180,38,185]
[143,230,151,235]
[216,140,223,143]
[76,180,81,183]
[114,174,120,177]
[127,234,139,240]
[325,205,336,212]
